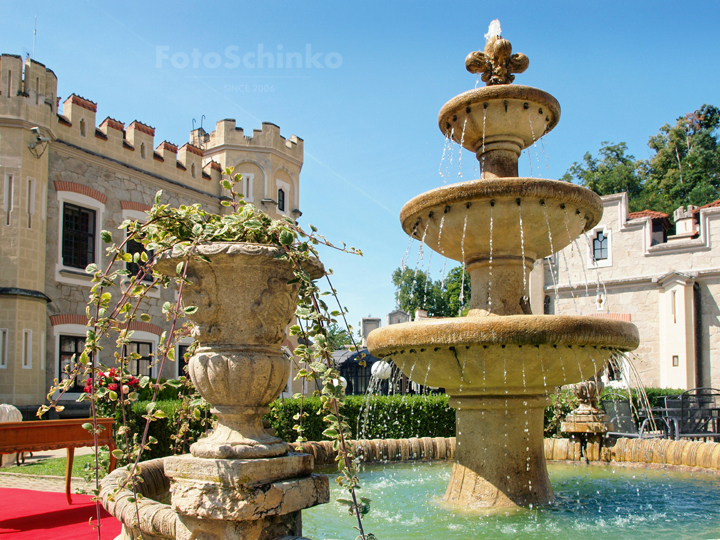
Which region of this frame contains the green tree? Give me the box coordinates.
[391,266,470,317]
[562,105,720,216]
[561,142,647,211]
[643,104,720,214]
[326,323,353,350]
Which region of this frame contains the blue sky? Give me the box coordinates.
[3,1,720,327]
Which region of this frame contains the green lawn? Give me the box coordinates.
[4,453,102,478]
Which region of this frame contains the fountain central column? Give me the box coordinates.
[447,395,551,507]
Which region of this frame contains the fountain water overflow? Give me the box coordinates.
[367,23,640,509]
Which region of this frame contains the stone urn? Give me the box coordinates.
[142,242,329,540]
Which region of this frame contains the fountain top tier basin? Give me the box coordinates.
[438,84,560,155]
[400,177,602,264]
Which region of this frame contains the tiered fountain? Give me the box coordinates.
[367,22,639,509]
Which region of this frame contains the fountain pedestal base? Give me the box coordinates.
[165,454,329,540]
[445,395,553,508]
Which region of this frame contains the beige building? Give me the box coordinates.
[534,191,720,390]
[0,54,306,416]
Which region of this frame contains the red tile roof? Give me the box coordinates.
[128,120,155,136]
[67,94,97,113]
[628,210,669,219]
[693,199,720,213]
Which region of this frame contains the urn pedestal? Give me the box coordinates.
[157,243,329,540]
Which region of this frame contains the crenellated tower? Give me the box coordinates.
[0,55,58,408]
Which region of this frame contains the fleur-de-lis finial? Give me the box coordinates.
[465,20,529,85]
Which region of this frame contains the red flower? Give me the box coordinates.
[107,383,118,391]
[129,377,140,387]
[84,385,93,394]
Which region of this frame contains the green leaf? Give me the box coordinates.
[244,220,262,230]
[111,449,124,459]
[184,306,198,315]
[279,230,294,245]
[176,262,185,274]
[82,422,93,431]
[140,313,152,322]
[154,409,168,419]
[162,302,173,314]
[220,180,232,190]
[85,263,98,274]
[100,230,112,243]
[108,390,118,401]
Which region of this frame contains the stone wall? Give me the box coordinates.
[541,191,720,390]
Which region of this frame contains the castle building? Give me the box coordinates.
[535,191,720,390]
[0,54,305,416]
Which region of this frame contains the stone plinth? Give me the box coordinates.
[445,395,553,508]
[165,453,329,540]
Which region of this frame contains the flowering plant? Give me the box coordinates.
[84,368,140,398]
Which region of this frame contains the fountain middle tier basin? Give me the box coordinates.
[401,177,602,264]
[367,314,639,395]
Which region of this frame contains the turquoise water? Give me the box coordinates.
[303,461,720,540]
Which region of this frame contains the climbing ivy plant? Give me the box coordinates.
[40,167,375,540]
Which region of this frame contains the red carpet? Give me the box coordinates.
[0,488,122,539]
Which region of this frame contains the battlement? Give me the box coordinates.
[56,93,222,193]
[205,119,303,162]
[0,54,302,203]
[0,54,59,125]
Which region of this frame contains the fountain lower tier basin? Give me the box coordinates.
[366,314,639,394]
[400,177,602,264]
[303,461,720,539]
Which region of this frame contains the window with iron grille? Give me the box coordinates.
[126,237,153,281]
[125,341,153,378]
[593,231,608,261]
[277,188,285,212]
[62,202,95,268]
[59,335,88,392]
[178,344,190,377]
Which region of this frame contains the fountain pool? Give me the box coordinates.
[303,461,720,539]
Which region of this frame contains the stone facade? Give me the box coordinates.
[0,54,306,414]
[536,191,720,390]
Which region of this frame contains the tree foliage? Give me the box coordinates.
[391,265,470,317]
[562,105,720,215]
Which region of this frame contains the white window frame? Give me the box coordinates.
[125,330,161,379]
[27,177,36,229]
[40,331,46,371]
[55,190,105,286]
[176,336,194,379]
[587,225,612,269]
[3,173,14,226]
[0,329,7,369]
[276,179,290,216]
[242,173,254,202]
[22,329,32,369]
[53,324,89,401]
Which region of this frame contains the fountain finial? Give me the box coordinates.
[465,20,529,85]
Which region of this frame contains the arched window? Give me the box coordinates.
[277,188,285,212]
[191,163,197,178]
[543,295,551,315]
[140,142,146,159]
[79,118,87,137]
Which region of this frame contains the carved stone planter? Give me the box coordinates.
[106,242,330,540]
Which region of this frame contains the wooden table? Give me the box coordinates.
[0,418,117,504]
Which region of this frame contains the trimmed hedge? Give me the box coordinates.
[267,394,456,442]
[102,388,687,460]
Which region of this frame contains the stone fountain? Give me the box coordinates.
[367,22,639,509]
